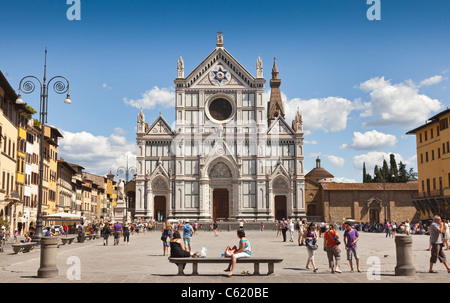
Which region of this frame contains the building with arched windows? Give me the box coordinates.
[135,33,305,222]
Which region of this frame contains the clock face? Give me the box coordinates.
[209,98,233,121]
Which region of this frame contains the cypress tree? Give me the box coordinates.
[389,154,399,182]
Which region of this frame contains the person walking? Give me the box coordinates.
[183,219,194,252]
[343,222,361,273]
[289,220,295,242]
[123,222,130,245]
[324,224,341,273]
[304,222,319,272]
[428,215,450,273]
[161,221,173,256]
[103,222,112,246]
[213,221,219,237]
[281,218,288,242]
[405,219,411,235]
[385,221,392,238]
[442,219,450,250]
[298,219,305,246]
[391,221,397,238]
[113,222,122,246]
[194,221,199,235]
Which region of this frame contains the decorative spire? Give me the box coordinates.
[267,57,284,125]
[216,29,224,47]
[272,57,279,80]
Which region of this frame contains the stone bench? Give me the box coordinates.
[85,234,99,240]
[168,257,283,276]
[61,236,76,245]
[11,242,37,254]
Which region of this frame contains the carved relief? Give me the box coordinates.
[152,178,168,191]
[273,177,289,189]
[209,162,232,178]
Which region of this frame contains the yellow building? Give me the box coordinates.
[44,125,63,214]
[106,172,117,220]
[407,108,450,219]
[0,71,20,235]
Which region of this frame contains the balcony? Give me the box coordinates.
[413,189,444,199]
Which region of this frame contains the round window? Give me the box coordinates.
[208,98,233,121]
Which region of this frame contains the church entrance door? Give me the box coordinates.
[154,196,166,222]
[275,195,287,220]
[213,188,229,220]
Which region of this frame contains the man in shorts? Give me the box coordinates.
[343,222,361,273]
[183,219,194,252]
[429,215,450,273]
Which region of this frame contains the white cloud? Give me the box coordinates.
[359,76,442,127]
[304,140,318,145]
[326,155,345,167]
[123,86,175,109]
[265,90,362,133]
[419,75,443,87]
[353,151,404,172]
[334,177,356,183]
[341,130,397,150]
[59,129,136,176]
[102,83,112,90]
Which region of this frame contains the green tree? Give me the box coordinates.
[373,165,382,183]
[398,161,409,183]
[381,159,390,182]
[389,154,399,182]
[407,167,418,181]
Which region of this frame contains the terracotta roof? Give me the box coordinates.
[321,181,418,191]
[305,167,334,179]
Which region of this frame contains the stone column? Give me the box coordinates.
[38,237,59,278]
[395,235,416,276]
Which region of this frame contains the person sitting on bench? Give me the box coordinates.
[170,231,194,258]
[224,229,251,277]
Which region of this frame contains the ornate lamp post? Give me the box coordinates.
[116,156,136,222]
[16,49,71,244]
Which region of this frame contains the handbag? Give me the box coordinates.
[330,230,341,245]
[224,245,237,257]
[306,239,318,250]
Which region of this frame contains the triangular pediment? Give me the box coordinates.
[146,115,174,136]
[184,48,257,89]
[202,139,238,177]
[147,161,170,180]
[267,116,294,135]
[270,160,291,180]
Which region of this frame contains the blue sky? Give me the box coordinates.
[1,0,449,181]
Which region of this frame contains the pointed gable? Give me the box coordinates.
[267,116,295,135]
[184,47,258,89]
[146,115,174,136]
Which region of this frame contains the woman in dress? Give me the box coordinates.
[224,229,251,277]
[170,231,193,257]
[304,222,319,272]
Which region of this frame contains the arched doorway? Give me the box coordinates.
[154,196,166,222]
[213,188,229,220]
[275,195,287,220]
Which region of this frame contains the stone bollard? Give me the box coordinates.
[37,237,59,278]
[394,235,416,276]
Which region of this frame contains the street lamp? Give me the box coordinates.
[16,48,71,244]
[116,156,136,222]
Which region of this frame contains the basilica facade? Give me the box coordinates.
[135,33,305,222]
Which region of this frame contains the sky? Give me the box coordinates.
[1,0,449,182]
